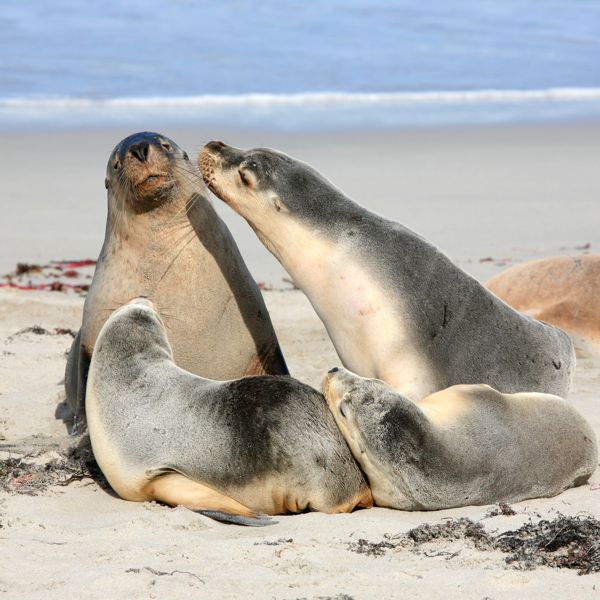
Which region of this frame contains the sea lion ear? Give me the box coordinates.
[238,163,258,189]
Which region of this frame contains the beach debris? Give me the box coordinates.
[486,503,517,517]
[12,325,50,337]
[0,259,95,294]
[125,567,205,584]
[54,327,77,337]
[15,263,42,275]
[294,595,355,600]
[346,514,600,575]
[254,538,293,546]
[478,256,519,267]
[405,517,492,550]
[0,436,107,495]
[560,242,591,251]
[348,538,396,557]
[0,456,87,494]
[6,326,76,342]
[495,515,600,575]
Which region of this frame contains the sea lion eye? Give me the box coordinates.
[104,177,109,189]
[160,141,172,151]
[112,158,120,170]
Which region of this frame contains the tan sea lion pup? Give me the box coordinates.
[66,132,288,434]
[487,254,600,357]
[199,141,574,401]
[86,298,372,525]
[324,367,597,510]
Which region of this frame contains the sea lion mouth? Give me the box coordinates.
[135,173,170,189]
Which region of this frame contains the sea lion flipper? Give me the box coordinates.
[143,472,265,522]
[65,330,89,436]
[194,510,277,527]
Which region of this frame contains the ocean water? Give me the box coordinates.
[2,0,600,129]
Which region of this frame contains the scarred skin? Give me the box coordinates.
[65,132,288,434]
[198,141,575,403]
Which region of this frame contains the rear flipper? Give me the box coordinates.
[143,472,276,527]
[195,510,276,527]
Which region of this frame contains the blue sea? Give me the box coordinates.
[2,0,600,130]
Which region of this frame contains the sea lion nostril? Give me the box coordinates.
[129,141,150,162]
[328,367,339,374]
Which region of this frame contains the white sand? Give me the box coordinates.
[1,286,599,599]
[1,123,600,598]
[1,123,599,283]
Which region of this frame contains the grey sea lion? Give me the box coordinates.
[66,132,288,434]
[86,299,372,525]
[487,254,600,357]
[323,367,597,510]
[199,141,575,400]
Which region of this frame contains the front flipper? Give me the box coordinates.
[64,330,90,436]
[143,472,276,527]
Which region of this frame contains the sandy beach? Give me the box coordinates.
[2,122,599,283]
[1,122,600,598]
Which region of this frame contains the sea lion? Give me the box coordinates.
[487,254,600,357]
[86,298,372,525]
[66,132,288,434]
[323,367,597,510]
[199,141,575,401]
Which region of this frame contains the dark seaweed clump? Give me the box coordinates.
[347,538,397,557]
[495,515,600,575]
[0,436,107,495]
[347,515,600,575]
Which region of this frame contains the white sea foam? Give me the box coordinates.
[2,88,600,111]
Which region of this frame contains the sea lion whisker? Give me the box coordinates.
[161,193,199,230]
[156,229,198,285]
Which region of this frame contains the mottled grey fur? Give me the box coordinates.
[66,132,287,434]
[205,143,575,398]
[88,302,368,513]
[326,368,597,510]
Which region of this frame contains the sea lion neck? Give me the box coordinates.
[106,189,205,242]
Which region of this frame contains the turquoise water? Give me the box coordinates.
[2,0,600,129]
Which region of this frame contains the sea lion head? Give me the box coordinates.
[97,296,173,365]
[198,141,343,248]
[106,132,197,216]
[322,367,429,477]
[323,367,397,452]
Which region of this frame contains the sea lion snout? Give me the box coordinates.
[199,142,248,201]
[200,141,246,171]
[106,132,183,205]
[116,131,173,165]
[322,367,353,411]
[205,140,226,152]
[126,296,155,310]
